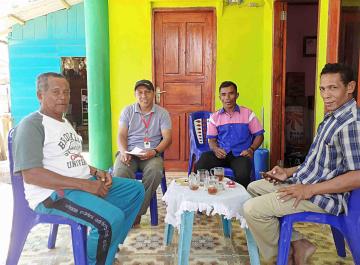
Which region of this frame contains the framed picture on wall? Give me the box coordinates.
[303,36,317,57]
[286,72,305,96]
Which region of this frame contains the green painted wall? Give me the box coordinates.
[108,0,272,156]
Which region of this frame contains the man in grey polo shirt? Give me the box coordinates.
[113,79,172,226]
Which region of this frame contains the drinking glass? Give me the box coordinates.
[210,167,225,182]
[197,169,209,184]
[207,175,218,195]
[188,172,200,190]
[277,160,284,168]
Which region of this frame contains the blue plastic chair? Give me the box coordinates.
[188,111,262,181]
[135,171,167,226]
[110,152,167,226]
[277,188,360,265]
[187,111,212,176]
[187,111,236,179]
[6,129,87,265]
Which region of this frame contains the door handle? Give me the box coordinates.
[155,87,166,104]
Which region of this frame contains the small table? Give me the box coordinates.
[162,178,261,265]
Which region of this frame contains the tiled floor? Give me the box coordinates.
[0,169,355,265]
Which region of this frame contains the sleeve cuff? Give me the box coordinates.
[252,130,265,137]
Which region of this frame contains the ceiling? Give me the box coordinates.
[0,0,82,85]
[0,0,83,37]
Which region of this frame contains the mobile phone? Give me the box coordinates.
[260,171,284,183]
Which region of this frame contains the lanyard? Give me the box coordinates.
[141,113,154,144]
[140,112,154,129]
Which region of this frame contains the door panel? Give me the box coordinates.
[186,23,204,74]
[154,10,215,171]
[328,2,360,104]
[163,83,203,106]
[164,24,181,74]
[271,2,287,168]
[339,7,360,104]
[327,0,341,63]
[166,113,181,160]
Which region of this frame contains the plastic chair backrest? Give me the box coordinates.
[189,111,211,149]
[8,129,34,217]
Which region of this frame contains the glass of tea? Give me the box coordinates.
[210,167,225,182]
[207,175,218,195]
[188,172,200,190]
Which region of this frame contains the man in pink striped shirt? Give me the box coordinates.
[195,81,264,187]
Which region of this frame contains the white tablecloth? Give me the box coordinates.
[162,178,251,229]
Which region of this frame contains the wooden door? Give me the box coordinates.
[153,9,215,171]
[270,2,287,168]
[339,7,360,104]
[328,1,360,104]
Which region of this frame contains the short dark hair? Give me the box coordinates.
[320,63,355,86]
[219,81,237,93]
[321,63,357,98]
[134,79,155,91]
[37,72,67,92]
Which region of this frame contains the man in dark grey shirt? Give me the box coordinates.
[113,79,172,226]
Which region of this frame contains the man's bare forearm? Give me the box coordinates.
[155,137,171,153]
[118,134,128,153]
[155,129,172,153]
[208,138,219,151]
[22,167,93,192]
[250,134,264,150]
[309,170,360,196]
[284,166,299,178]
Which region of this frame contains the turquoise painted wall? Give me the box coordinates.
[8,4,85,125]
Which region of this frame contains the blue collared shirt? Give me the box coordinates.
[207,105,264,156]
[288,99,360,215]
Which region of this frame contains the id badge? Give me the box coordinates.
[144,141,151,149]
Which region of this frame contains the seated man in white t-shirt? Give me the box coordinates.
[12,72,145,265]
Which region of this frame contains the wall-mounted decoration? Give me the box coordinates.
[303,36,317,57]
[81,88,88,125]
[62,57,87,79]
